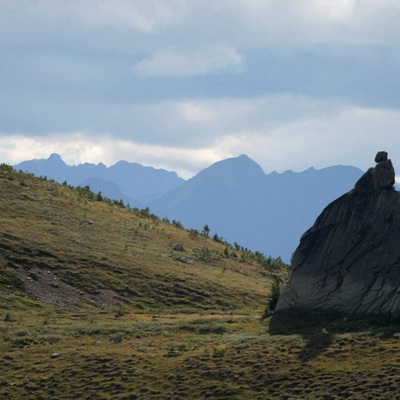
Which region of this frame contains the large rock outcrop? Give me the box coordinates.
[276,152,400,316]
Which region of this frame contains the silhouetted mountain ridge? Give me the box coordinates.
[148,156,363,261]
[15,154,184,204]
[15,154,364,261]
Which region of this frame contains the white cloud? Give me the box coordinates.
[112,95,400,174]
[183,0,400,46]
[178,102,214,123]
[3,97,400,179]
[171,96,346,140]
[282,0,357,22]
[0,133,225,179]
[211,105,400,174]
[134,45,244,76]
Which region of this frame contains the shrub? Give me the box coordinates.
[115,308,126,318]
[188,229,199,240]
[213,234,224,243]
[193,246,215,262]
[262,276,282,319]
[4,313,12,322]
[178,324,197,332]
[198,323,227,335]
[172,220,184,229]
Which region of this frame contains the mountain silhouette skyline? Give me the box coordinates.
[14,153,363,261]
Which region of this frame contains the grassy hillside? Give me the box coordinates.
[0,163,286,314]
[2,164,400,399]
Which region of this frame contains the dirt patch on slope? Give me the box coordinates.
[8,264,121,307]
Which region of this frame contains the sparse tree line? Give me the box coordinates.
[2,164,288,311]
[1,163,287,269]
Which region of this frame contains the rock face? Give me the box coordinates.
[276,152,400,316]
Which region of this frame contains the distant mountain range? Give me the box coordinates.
[15,154,364,262]
[15,153,184,207]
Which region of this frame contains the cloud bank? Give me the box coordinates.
[1,1,400,177]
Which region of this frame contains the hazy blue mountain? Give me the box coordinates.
[15,153,364,262]
[15,153,184,204]
[148,154,363,262]
[79,177,137,206]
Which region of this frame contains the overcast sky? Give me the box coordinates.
[1,0,400,178]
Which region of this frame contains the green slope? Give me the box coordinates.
[0,163,286,313]
[2,164,400,400]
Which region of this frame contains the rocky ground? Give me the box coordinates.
[8,264,121,307]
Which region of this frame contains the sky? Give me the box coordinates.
[1,0,400,179]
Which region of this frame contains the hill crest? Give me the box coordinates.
[14,153,364,261]
[0,163,287,312]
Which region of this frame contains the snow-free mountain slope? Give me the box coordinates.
[15,153,363,261]
[15,153,184,202]
[149,155,363,261]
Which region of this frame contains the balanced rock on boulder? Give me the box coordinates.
[275,151,400,317]
[355,150,395,190]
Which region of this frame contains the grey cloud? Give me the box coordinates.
[134,45,245,76]
[3,1,400,49]
[0,0,184,37]
[2,0,400,177]
[3,41,400,138]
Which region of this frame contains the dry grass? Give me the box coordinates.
[1,164,286,314]
[2,165,400,399]
[2,309,400,399]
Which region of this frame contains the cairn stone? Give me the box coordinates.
[373,159,395,188]
[375,151,388,163]
[355,151,395,190]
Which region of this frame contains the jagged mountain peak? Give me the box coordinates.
[149,159,363,261]
[210,154,264,172]
[48,153,64,162]
[14,153,364,261]
[193,154,266,184]
[14,154,184,201]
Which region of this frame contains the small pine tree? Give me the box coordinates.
[223,246,230,258]
[202,224,210,238]
[262,276,282,319]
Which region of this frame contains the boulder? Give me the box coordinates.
[354,167,374,191]
[355,150,395,190]
[373,159,395,188]
[375,151,388,163]
[276,152,400,317]
[173,244,185,252]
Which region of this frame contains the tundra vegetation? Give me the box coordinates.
[1,164,400,399]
